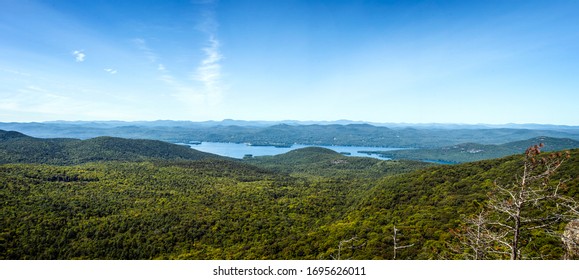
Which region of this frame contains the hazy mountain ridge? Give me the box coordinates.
[24,120,579,130]
[1,121,578,148]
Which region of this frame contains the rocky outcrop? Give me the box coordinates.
[562,219,579,259]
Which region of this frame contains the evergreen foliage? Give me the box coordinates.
[0,130,225,165]
[0,130,577,259]
[245,147,431,179]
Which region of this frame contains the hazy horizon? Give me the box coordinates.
[1,0,578,125]
[2,118,579,128]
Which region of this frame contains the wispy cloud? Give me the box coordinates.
[133,38,158,63]
[132,39,188,99]
[72,50,85,62]
[0,83,142,121]
[3,85,72,116]
[194,36,223,95]
[191,1,225,106]
[104,68,117,74]
[125,2,225,115]
[1,68,31,76]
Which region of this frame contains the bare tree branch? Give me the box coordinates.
[454,145,577,260]
[392,225,414,260]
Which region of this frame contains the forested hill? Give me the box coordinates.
[371,136,579,163]
[245,147,431,178]
[1,128,578,260]
[0,129,225,165]
[1,147,577,259]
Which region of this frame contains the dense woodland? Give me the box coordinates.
[0,130,223,165]
[1,129,578,259]
[245,147,432,179]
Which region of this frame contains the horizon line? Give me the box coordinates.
[1,119,578,127]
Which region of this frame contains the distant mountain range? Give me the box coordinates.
[1,121,578,148]
[8,119,579,130]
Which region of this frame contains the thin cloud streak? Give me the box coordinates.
[131,38,204,106]
[133,38,157,63]
[195,36,223,90]
[124,2,225,116]
[1,68,31,76]
[192,0,225,106]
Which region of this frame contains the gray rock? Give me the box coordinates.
[562,219,579,259]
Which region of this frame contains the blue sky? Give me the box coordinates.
[1,0,578,124]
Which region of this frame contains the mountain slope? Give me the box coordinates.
[371,136,579,163]
[0,130,30,140]
[307,148,579,260]
[0,130,78,164]
[245,146,431,178]
[64,136,224,163]
[0,129,225,164]
[1,148,576,260]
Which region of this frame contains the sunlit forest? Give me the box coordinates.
[1,129,577,259]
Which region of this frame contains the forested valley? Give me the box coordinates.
[1,129,578,259]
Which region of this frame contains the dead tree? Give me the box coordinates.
[481,145,574,259]
[392,225,414,259]
[330,236,366,260]
[452,210,491,259]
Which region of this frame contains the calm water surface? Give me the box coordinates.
[186,142,406,160]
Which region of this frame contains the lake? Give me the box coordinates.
[185,142,406,160]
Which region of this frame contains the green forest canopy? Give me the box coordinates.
[1,131,577,259]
